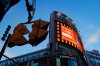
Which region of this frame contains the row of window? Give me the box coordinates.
[86,51,100,59]
[0,50,48,66]
[90,58,100,63]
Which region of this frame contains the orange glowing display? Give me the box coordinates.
[61,25,83,52]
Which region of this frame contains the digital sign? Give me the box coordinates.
[50,11,88,65]
[56,22,84,53]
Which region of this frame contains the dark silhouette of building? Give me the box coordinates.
[0,49,100,66]
[86,50,100,66]
[0,48,79,66]
[49,11,89,66]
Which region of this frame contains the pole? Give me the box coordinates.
[0,34,11,60]
[3,54,18,65]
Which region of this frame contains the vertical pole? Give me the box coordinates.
[0,34,11,60]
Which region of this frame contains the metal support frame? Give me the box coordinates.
[0,34,19,65]
[0,34,11,60]
[3,54,18,65]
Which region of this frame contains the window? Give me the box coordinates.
[68,59,77,66]
[56,58,60,66]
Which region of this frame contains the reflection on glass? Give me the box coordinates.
[68,59,77,66]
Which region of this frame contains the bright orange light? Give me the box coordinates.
[61,25,83,52]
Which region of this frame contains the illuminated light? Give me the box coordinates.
[57,25,60,27]
[57,13,61,17]
[57,38,60,41]
[57,28,59,30]
[70,28,72,31]
[71,43,74,46]
[57,34,60,37]
[71,42,73,46]
[69,26,71,30]
[64,24,65,26]
[77,46,78,49]
[59,25,84,53]
[72,21,75,25]
[73,43,75,47]
[76,46,78,49]
[62,39,64,42]
[62,32,72,39]
[78,47,81,51]
[68,26,70,29]
[75,45,77,48]
[65,41,67,43]
[60,23,63,26]
[77,47,80,50]
[57,31,60,33]
[72,29,74,32]
[57,22,59,24]
[69,42,71,45]
[67,26,69,28]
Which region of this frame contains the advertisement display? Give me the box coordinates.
[56,22,84,53]
[50,11,89,66]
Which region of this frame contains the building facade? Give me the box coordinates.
[86,50,100,66]
[0,48,78,66]
[0,49,100,66]
[49,11,89,66]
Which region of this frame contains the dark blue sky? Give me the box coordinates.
[0,0,100,60]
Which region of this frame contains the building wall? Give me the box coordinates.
[86,50,100,66]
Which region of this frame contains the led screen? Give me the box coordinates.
[56,22,84,53]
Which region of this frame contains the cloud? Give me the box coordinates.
[85,29,100,46]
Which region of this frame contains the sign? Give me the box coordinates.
[56,22,83,53]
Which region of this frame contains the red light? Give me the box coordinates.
[60,25,83,52]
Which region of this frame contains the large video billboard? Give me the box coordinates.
[50,11,89,66]
[50,11,84,53]
[56,21,84,53]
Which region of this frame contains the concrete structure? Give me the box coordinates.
[86,50,100,66]
[0,48,79,66]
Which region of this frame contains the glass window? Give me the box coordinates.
[33,63,39,66]
[56,58,60,66]
[31,61,34,66]
[68,59,77,66]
